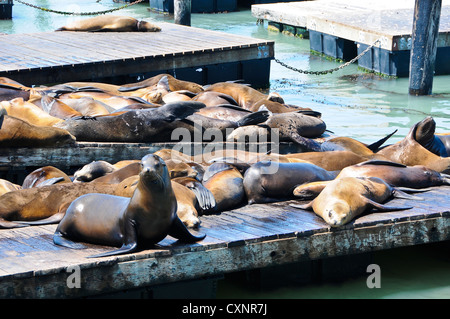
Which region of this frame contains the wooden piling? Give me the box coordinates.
[174,0,191,26]
[408,0,442,95]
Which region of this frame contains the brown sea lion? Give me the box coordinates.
[243,161,339,204]
[114,175,202,228]
[0,182,118,228]
[202,162,246,212]
[53,154,205,257]
[291,176,421,227]
[56,15,161,32]
[22,166,72,189]
[0,110,76,147]
[59,96,115,116]
[285,151,369,171]
[377,120,450,174]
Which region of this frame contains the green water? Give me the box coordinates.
[1,1,449,299]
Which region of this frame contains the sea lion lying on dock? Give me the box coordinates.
[56,15,161,32]
[291,176,422,227]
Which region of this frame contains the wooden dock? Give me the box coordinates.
[252,0,450,76]
[0,22,273,88]
[0,185,448,298]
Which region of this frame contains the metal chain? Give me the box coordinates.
[274,38,381,75]
[15,0,146,16]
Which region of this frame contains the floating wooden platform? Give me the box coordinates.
[252,0,450,76]
[0,185,448,298]
[0,22,273,87]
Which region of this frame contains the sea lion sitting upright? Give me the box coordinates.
[291,176,421,227]
[53,154,205,258]
[377,119,450,174]
[412,116,448,157]
[56,15,161,32]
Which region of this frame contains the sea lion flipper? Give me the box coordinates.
[366,129,398,152]
[168,216,206,243]
[86,243,138,258]
[289,202,313,211]
[392,189,424,201]
[53,231,88,249]
[236,111,270,127]
[16,212,65,226]
[188,182,217,212]
[288,133,323,152]
[0,218,29,229]
[365,198,413,212]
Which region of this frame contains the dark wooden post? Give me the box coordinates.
[174,0,191,26]
[408,0,442,95]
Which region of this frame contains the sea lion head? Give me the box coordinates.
[139,154,169,189]
[74,160,115,183]
[322,200,351,227]
[414,116,435,144]
[137,20,162,32]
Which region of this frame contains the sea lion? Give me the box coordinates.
[56,15,161,32]
[0,110,76,147]
[1,98,63,127]
[412,117,448,157]
[59,96,115,117]
[0,182,118,228]
[53,154,205,257]
[336,160,450,189]
[377,120,450,174]
[204,82,304,113]
[196,104,253,122]
[113,175,203,228]
[0,179,21,196]
[90,162,141,184]
[54,101,206,142]
[243,161,339,205]
[202,162,246,212]
[291,176,421,227]
[73,160,117,182]
[119,74,204,94]
[22,166,72,189]
[436,133,450,156]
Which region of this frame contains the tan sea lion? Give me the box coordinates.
[204,82,302,113]
[0,182,118,228]
[119,74,204,94]
[291,176,422,227]
[202,162,246,212]
[38,95,84,119]
[0,179,21,196]
[243,161,339,204]
[0,110,76,147]
[53,154,205,257]
[1,98,63,126]
[192,91,239,107]
[56,15,161,32]
[285,151,369,171]
[22,166,72,189]
[91,162,141,184]
[377,120,450,173]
